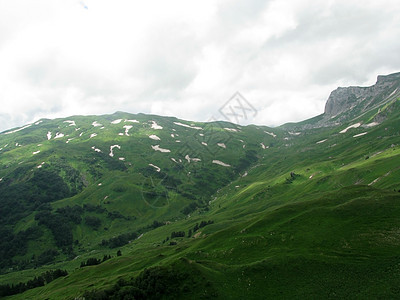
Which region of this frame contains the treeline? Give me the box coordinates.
[285,172,300,184]
[0,167,73,227]
[171,231,185,238]
[80,255,111,268]
[100,220,165,249]
[80,251,121,268]
[141,166,182,191]
[164,220,214,244]
[193,220,214,233]
[35,204,130,249]
[35,206,83,249]
[0,226,42,270]
[82,264,217,299]
[101,232,138,248]
[234,150,258,174]
[0,269,68,297]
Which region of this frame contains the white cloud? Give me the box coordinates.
[1,0,400,132]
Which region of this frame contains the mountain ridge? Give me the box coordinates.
[1,71,400,299]
[1,71,399,136]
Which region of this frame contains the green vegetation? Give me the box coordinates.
[0,269,67,297]
[0,81,400,299]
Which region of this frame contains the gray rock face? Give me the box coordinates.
[281,72,400,131]
[324,72,400,117]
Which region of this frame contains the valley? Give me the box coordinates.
[0,72,400,299]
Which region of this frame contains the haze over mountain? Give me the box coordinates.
[1,72,400,299]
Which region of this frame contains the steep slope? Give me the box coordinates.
[284,71,400,130]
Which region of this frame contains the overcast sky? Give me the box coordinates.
[1,0,400,132]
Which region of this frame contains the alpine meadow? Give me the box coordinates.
[0,71,399,299]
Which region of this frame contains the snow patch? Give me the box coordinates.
[149,164,161,172]
[109,145,121,157]
[224,128,238,132]
[340,123,361,133]
[199,133,204,137]
[171,158,179,163]
[119,157,125,161]
[4,124,32,135]
[123,125,133,136]
[64,120,76,126]
[150,121,163,130]
[91,146,102,153]
[184,154,201,163]
[260,142,269,149]
[173,122,202,130]
[152,145,171,153]
[217,143,226,149]
[125,119,139,123]
[389,88,398,98]
[118,133,124,136]
[54,132,64,139]
[149,134,161,141]
[92,121,102,127]
[32,150,40,155]
[353,132,368,138]
[212,160,231,167]
[47,132,52,140]
[364,122,379,128]
[90,133,97,139]
[79,132,84,137]
[111,119,123,124]
[201,142,208,146]
[37,162,45,169]
[35,121,43,125]
[264,131,276,138]
[316,139,327,144]
[368,178,380,186]
[289,132,301,136]
[171,134,175,138]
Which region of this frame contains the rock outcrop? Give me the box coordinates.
[283,72,400,130]
[324,72,400,118]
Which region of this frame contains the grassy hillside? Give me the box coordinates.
[0,95,400,299]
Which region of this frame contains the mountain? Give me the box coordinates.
[1,72,400,299]
[283,71,400,130]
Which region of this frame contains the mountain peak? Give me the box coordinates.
[376,71,400,84]
[323,71,400,122]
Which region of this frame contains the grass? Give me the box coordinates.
[1,88,400,299]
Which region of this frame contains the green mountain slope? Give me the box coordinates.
[1,73,400,299]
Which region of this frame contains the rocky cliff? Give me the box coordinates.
[324,72,400,118]
[283,72,400,130]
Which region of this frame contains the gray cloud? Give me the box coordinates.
[1,0,400,132]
